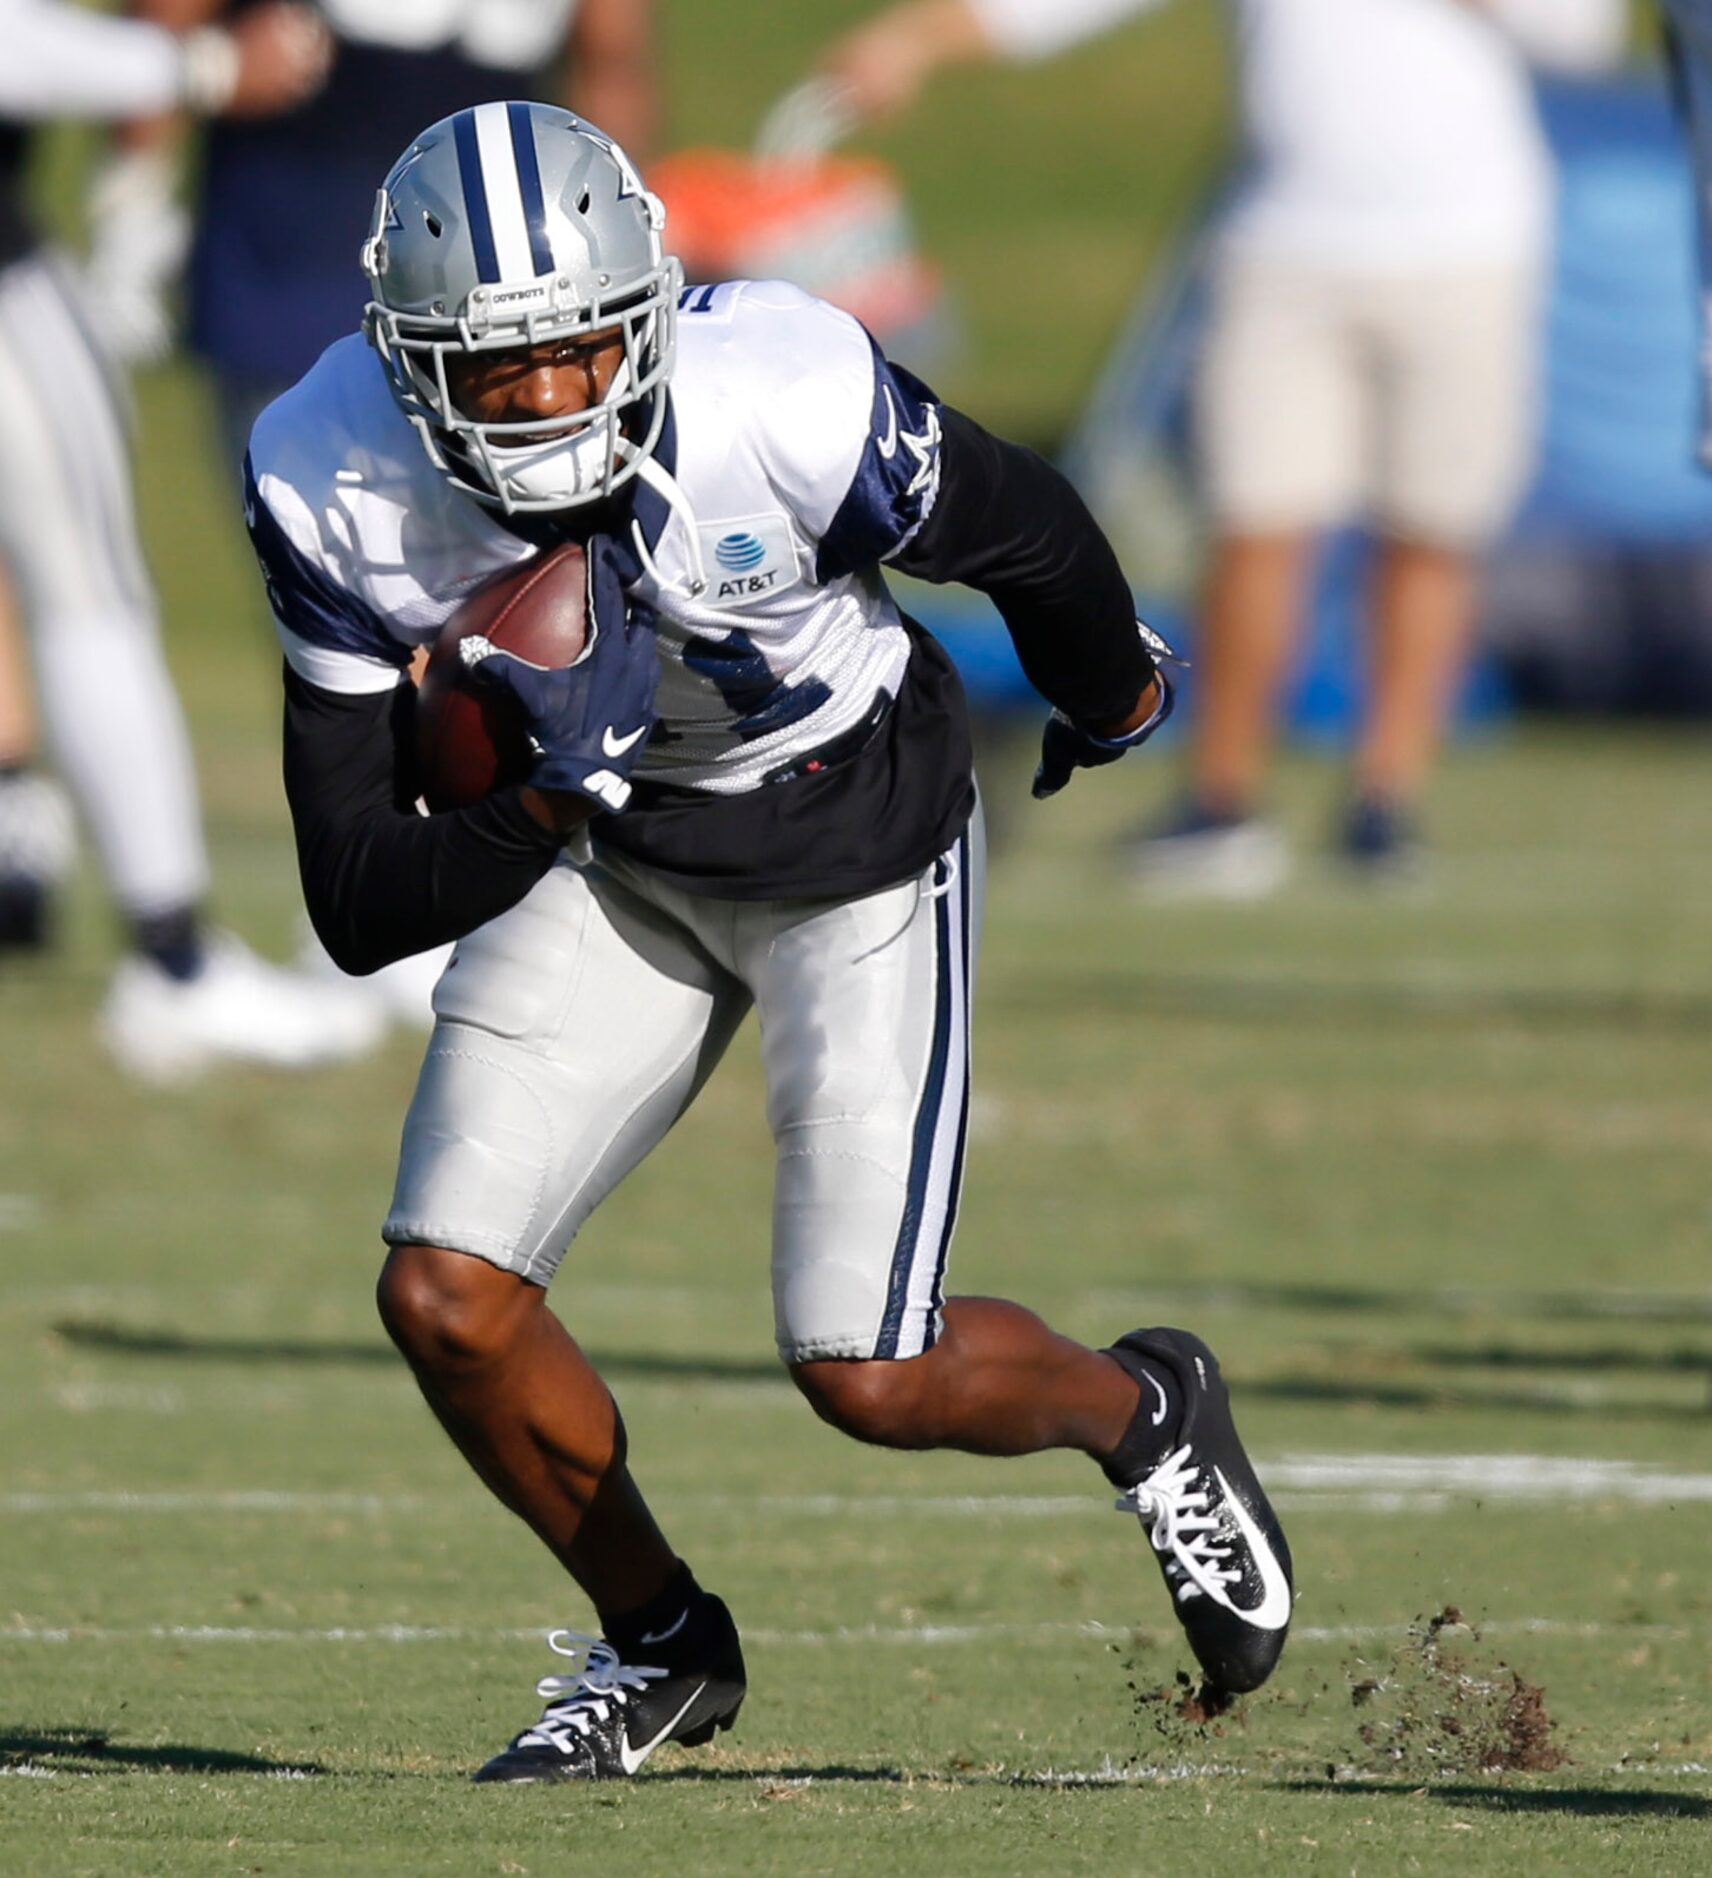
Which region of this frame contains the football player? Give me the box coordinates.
[247,102,1296,1781]
[1,0,387,1077]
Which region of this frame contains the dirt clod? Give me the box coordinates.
[1346,1608,1567,1778]
[1127,1663,1244,1753]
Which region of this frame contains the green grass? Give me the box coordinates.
[5,716,1711,1874]
[7,4,1710,1870]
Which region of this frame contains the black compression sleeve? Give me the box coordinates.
[889,405,1155,725]
[281,664,563,975]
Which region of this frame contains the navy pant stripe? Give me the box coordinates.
[874,831,966,1359]
[925,831,975,1320]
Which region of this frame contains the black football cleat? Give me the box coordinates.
[1102,1328,1294,1695]
[473,1603,746,1783]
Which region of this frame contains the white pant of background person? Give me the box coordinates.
[0,249,207,920]
[385,807,984,1364]
[1194,255,1540,549]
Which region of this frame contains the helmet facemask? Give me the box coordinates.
[362,104,682,515]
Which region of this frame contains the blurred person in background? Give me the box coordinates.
[95,0,657,1025]
[0,577,74,949]
[103,0,657,469]
[1663,2,1712,457]
[823,0,1628,893]
[0,0,385,1079]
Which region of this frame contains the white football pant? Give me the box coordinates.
[385,804,984,1364]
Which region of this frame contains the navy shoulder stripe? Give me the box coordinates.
[816,342,943,584]
[244,456,408,672]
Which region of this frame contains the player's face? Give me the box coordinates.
[444,328,628,438]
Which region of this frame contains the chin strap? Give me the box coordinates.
[629,455,708,598]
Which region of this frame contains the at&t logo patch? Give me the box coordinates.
[697,516,801,605]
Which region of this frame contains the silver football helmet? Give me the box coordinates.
[362,102,682,514]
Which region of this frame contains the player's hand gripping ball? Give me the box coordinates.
[415,544,590,812]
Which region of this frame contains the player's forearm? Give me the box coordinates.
[963,0,1171,65]
[282,667,562,975]
[129,0,227,29]
[565,0,658,158]
[114,0,221,146]
[0,2,198,119]
[890,406,1157,726]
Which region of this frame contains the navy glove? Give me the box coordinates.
[1032,617,1183,800]
[462,608,658,815]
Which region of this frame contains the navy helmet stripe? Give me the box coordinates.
[507,101,556,277]
[452,109,501,284]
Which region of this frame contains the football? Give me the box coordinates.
[414,542,588,812]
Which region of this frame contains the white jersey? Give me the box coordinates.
[970,0,1626,273]
[247,280,944,798]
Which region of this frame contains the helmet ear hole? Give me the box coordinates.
[576,188,591,215]
[424,211,443,238]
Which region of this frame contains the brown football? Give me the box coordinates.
[415,541,588,812]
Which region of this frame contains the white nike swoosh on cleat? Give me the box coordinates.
[601,723,648,758]
[638,1609,689,1646]
[1144,1374,1169,1428]
[618,1682,707,1776]
[1211,1468,1292,1630]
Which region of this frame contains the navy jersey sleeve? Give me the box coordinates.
[244,455,410,676]
[814,345,944,583]
[890,405,1158,728]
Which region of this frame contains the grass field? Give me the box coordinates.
[7,4,1710,1872]
[5,707,1711,1874]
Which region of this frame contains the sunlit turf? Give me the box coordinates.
[5,711,1711,1874]
[8,10,1708,1867]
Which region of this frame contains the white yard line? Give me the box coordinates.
[1263,1453,1712,1503]
[1,1489,414,1514]
[0,1616,1692,1649]
[8,1454,1712,1520]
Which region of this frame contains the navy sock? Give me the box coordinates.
[602,1562,708,1666]
[1101,1355,1184,1487]
[130,904,206,983]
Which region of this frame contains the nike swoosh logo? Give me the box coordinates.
[876,387,899,459]
[639,1609,688,1647]
[602,723,648,758]
[1143,1374,1168,1428]
[618,1682,706,1776]
[1212,1468,1292,1630]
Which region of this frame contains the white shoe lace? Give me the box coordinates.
[519,1630,669,1754]
[1117,1446,1240,1607]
